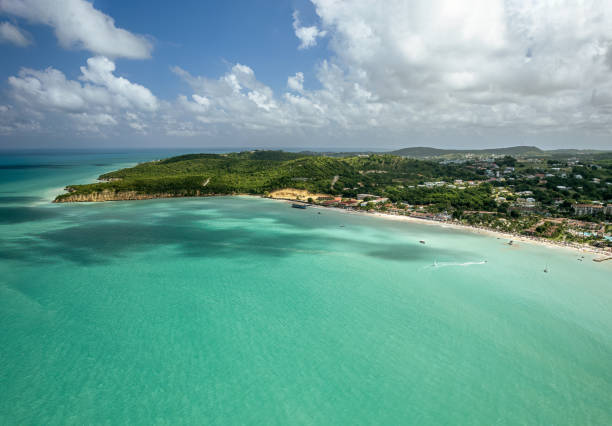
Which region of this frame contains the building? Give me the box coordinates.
[359,197,388,206]
[516,197,536,206]
[572,204,604,215]
[356,194,377,200]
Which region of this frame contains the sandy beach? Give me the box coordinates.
[266,197,612,258]
[368,211,611,257]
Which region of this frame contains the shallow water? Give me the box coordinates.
[1,152,611,424]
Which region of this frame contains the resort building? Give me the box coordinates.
[572,204,604,215]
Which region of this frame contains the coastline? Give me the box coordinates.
[54,190,612,258]
[369,210,610,257]
[266,197,612,258]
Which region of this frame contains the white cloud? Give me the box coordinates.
[6,56,158,136]
[71,112,117,133]
[303,0,612,135]
[192,94,210,108]
[4,1,612,148]
[287,72,304,92]
[171,64,285,130]
[162,1,612,143]
[0,21,31,46]
[292,11,326,49]
[0,0,152,58]
[79,56,158,111]
[169,60,388,136]
[9,56,158,113]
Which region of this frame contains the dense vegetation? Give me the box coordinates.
[385,185,496,212]
[56,150,482,202]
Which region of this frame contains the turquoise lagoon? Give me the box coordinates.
[1,152,611,424]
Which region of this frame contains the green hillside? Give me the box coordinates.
[55,150,482,201]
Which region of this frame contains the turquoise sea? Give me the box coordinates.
[1,151,611,425]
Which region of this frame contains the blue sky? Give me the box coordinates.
[0,1,324,103]
[1,0,612,150]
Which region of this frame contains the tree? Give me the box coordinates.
[497,156,517,167]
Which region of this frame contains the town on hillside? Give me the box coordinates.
[295,150,612,251]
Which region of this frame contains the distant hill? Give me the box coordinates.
[300,146,612,159]
[546,149,609,156]
[388,146,544,158]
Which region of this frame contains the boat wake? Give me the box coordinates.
[426,260,487,269]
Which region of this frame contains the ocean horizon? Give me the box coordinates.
[1,151,611,424]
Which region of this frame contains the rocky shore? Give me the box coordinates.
[54,190,215,203]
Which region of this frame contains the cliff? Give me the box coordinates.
[266,189,330,201]
[53,190,209,203]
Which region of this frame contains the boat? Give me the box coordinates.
[419,240,426,244]
[543,265,549,273]
[291,203,307,209]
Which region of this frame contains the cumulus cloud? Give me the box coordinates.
[292,11,326,49]
[9,56,157,112]
[309,0,612,127]
[0,0,152,58]
[287,72,304,92]
[0,21,31,46]
[79,56,158,111]
[168,59,389,138]
[161,1,612,145]
[172,64,282,128]
[6,56,158,135]
[4,1,612,147]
